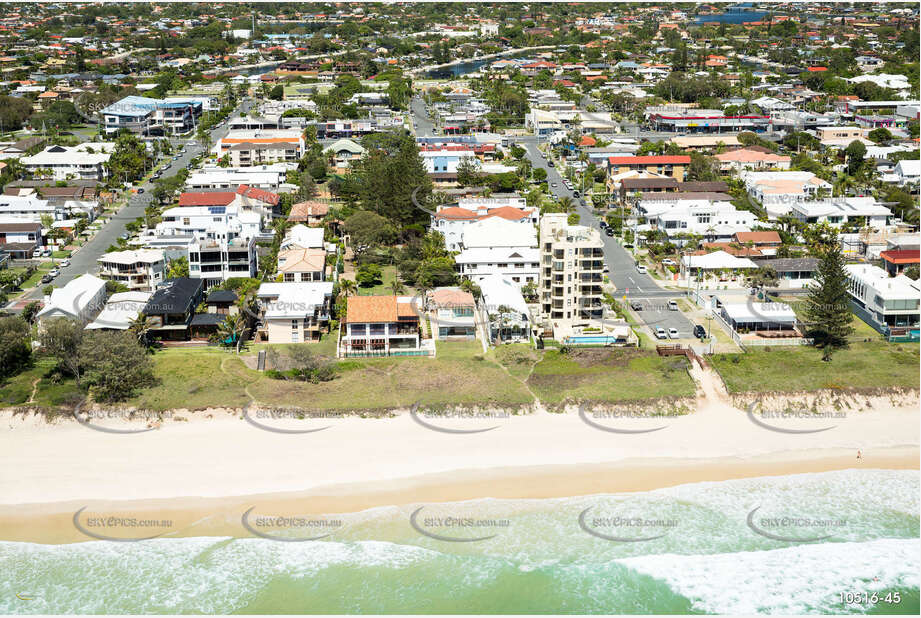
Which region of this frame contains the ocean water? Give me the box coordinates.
[1,470,918,614]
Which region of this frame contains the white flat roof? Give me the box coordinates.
[722,302,796,323]
[85,291,151,330]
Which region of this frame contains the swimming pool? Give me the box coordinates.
[564,335,619,345]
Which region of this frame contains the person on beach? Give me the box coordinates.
[857,449,862,460]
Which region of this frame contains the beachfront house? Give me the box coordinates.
[36,273,107,326]
[428,287,478,341]
[339,295,434,357]
[255,281,334,343]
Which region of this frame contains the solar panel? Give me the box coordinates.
[208,206,226,214]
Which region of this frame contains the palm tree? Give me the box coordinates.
[558,196,574,212]
[129,313,157,349]
[338,278,357,298]
[389,278,405,295]
[217,313,247,354]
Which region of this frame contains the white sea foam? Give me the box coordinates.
[617,537,920,614]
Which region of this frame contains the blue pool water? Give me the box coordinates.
[565,335,619,345]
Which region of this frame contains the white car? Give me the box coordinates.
[668,328,679,339]
[60,259,70,267]
[662,259,676,266]
[655,327,667,339]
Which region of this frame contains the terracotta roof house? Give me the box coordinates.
[714,148,791,172]
[339,295,432,358]
[178,192,236,207]
[880,249,920,276]
[277,248,327,282]
[288,200,329,226]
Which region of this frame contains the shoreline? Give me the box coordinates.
[1,447,917,545]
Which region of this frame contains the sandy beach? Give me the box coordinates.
[1,365,918,544]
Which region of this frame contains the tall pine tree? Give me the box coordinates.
[803,244,854,361]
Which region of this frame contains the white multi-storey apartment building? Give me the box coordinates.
[214,130,305,167]
[637,197,758,244]
[455,217,540,286]
[184,167,287,191]
[539,213,605,335]
[96,249,166,291]
[21,143,115,181]
[149,205,261,288]
[430,197,536,252]
[845,264,920,332]
[790,198,892,228]
[742,171,833,219]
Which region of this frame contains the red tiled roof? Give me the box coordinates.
[434,206,478,220]
[345,295,399,323]
[880,249,920,265]
[237,184,279,206]
[178,192,236,207]
[608,156,691,165]
[734,231,782,245]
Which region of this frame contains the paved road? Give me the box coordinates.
[410,96,436,137]
[14,98,254,304]
[518,139,697,338]
[407,104,697,338]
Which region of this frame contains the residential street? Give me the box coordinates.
[13,98,254,304]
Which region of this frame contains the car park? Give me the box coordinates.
[694,325,707,339]
[668,328,679,339]
[655,326,667,339]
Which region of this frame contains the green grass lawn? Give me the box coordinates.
[710,341,920,393]
[528,348,696,407]
[0,359,83,409]
[128,347,254,411]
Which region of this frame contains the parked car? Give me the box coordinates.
[60,259,70,267]
[573,190,580,198]
[605,228,614,237]
[32,248,43,258]
[137,188,145,194]
[631,301,644,311]
[40,274,53,284]
[655,326,667,339]
[551,182,558,187]
[599,221,607,228]
[548,160,555,167]
[668,300,679,311]
[662,259,676,266]
[48,268,60,278]
[42,249,52,257]
[668,328,680,339]
[636,264,647,274]
[694,325,707,339]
